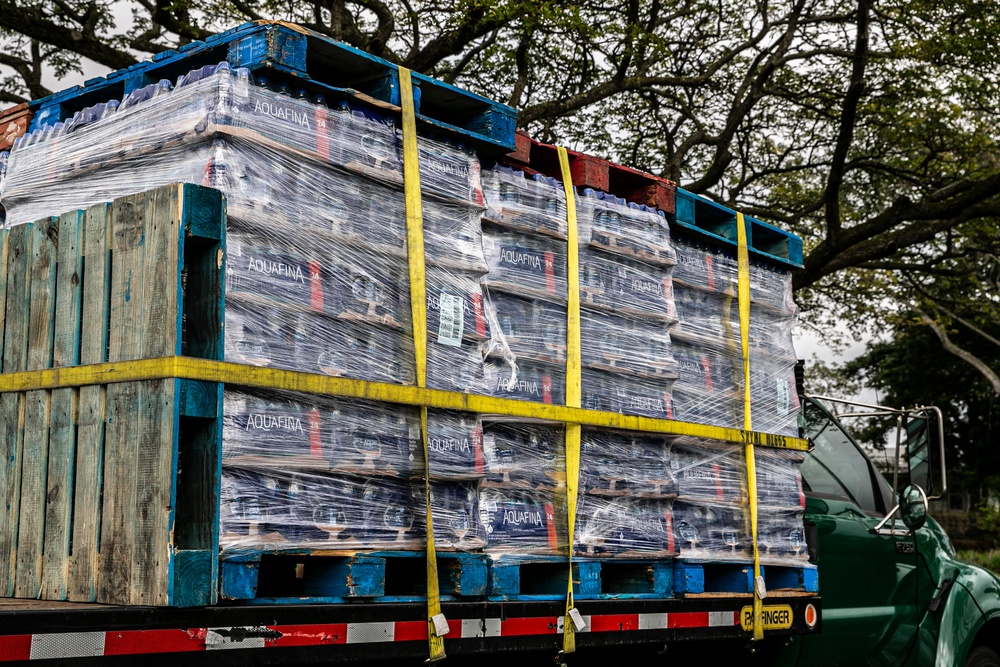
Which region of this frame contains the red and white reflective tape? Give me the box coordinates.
[0,611,738,661]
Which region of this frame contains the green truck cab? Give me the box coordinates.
[778,395,1000,666]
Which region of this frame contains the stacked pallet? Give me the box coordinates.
[479,167,679,562]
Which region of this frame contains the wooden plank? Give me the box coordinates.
[15,217,58,599]
[131,184,182,606]
[0,229,9,368]
[179,185,225,360]
[68,203,112,603]
[98,192,148,605]
[40,210,85,600]
[172,185,225,606]
[0,224,32,596]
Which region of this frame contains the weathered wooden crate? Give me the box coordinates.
[0,183,225,606]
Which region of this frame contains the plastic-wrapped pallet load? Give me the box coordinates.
[755,448,809,562]
[670,438,808,565]
[0,62,488,555]
[479,423,567,555]
[220,467,486,551]
[670,237,799,436]
[575,430,676,558]
[479,166,684,560]
[480,168,680,418]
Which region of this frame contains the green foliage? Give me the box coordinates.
[828,299,1000,483]
[0,0,999,383]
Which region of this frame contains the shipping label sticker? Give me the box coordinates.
[437,292,465,347]
[776,377,790,415]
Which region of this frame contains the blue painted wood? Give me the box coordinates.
[673,560,816,595]
[487,556,674,601]
[670,188,804,270]
[442,553,488,597]
[178,380,220,418]
[764,563,819,593]
[577,561,602,597]
[171,549,214,606]
[746,215,804,267]
[219,556,260,600]
[488,561,521,600]
[672,561,706,594]
[704,562,754,593]
[305,555,385,598]
[27,23,517,151]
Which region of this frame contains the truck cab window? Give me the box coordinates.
[800,400,882,515]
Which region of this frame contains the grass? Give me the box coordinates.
[957,549,1000,574]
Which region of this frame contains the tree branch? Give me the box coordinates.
[823,0,870,242]
[918,309,1000,395]
[0,3,137,70]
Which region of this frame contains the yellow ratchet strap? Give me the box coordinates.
[399,66,447,662]
[557,147,582,655]
[736,212,764,641]
[0,359,808,450]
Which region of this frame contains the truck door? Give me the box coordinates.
[795,398,920,667]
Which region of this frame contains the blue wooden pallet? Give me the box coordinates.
[673,560,818,595]
[219,550,488,603]
[671,188,804,269]
[28,21,516,152]
[487,555,673,601]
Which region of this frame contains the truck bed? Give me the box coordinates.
[0,596,820,664]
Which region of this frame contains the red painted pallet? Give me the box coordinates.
[503,130,677,215]
[0,103,31,152]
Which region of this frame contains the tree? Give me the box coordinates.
[1,0,999,377]
[834,303,1000,490]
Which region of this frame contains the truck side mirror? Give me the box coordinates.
[899,484,928,532]
[905,408,946,499]
[906,415,931,493]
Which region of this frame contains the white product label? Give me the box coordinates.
[569,607,587,631]
[437,293,464,347]
[776,378,790,415]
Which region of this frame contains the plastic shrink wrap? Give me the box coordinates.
[671,237,799,436]
[670,439,807,564]
[479,421,567,555]
[220,467,485,552]
[480,167,678,420]
[575,429,675,557]
[1,63,488,557]
[0,60,809,568]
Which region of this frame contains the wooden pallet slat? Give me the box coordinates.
[132,185,181,606]
[99,190,151,606]
[40,210,85,600]
[15,217,58,599]
[0,224,33,597]
[67,202,112,603]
